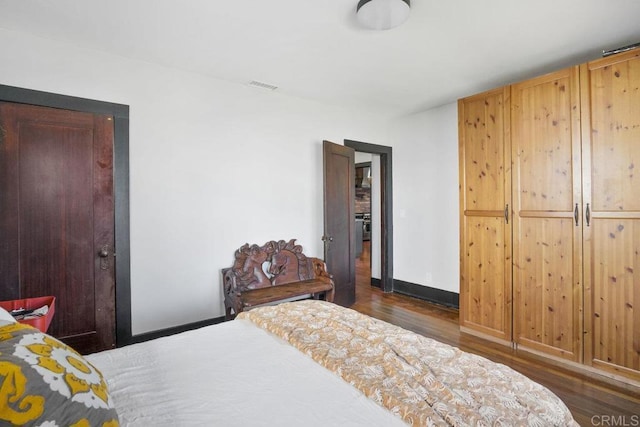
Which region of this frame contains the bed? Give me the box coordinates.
[0,300,578,426]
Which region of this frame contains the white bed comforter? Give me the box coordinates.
[86,318,407,427]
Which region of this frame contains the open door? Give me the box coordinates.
[322,140,355,306]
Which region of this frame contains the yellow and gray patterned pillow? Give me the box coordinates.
[0,322,119,426]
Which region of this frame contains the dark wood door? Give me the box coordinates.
[0,102,115,354]
[323,140,355,306]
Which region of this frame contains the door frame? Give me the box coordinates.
[0,84,133,346]
[344,139,393,293]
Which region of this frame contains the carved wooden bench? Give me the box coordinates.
[222,239,335,320]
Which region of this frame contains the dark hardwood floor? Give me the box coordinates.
[350,241,640,427]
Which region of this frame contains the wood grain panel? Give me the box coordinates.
[0,104,20,300]
[511,67,583,362]
[588,52,640,212]
[582,49,640,380]
[19,121,95,336]
[459,87,511,342]
[459,89,507,212]
[512,71,577,212]
[513,217,581,360]
[92,115,116,353]
[460,216,511,340]
[588,219,640,377]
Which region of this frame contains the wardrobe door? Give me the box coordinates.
[511,67,583,361]
[581,49,640,381]
[458,87,512,343]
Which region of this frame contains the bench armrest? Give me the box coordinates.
[222,268,240,296]
[309,258,333,282]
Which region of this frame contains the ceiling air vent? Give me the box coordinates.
[248,80,278,91]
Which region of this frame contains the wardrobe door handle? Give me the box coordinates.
[586,203,591,227]
[504,204,509,224]
[574,204,579,226]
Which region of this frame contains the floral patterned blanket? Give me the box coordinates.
[238,300,578,427]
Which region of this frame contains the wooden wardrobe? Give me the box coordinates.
[459,48,640,383]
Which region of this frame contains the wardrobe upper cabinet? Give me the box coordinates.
[458,87,512,343]
[581,49,640,380]
[511,66,584,362]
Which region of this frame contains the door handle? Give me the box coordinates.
[585,203,591,227]
[574,203,579,226]
[504,204,509,224]
[321,235,333,243]
[98,245,110,270]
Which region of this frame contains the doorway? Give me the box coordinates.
[1,102,116,354]
[344,139,393,294]
[0,84,132,348]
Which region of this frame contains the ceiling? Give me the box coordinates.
[1,0,640,117]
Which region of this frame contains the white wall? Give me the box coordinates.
[390,103,459,293]
[0,28,391,334]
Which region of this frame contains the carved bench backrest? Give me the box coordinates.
[229,239,314,292]
[269,239,313,286]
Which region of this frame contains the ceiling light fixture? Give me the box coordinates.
[356,0,410,31]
